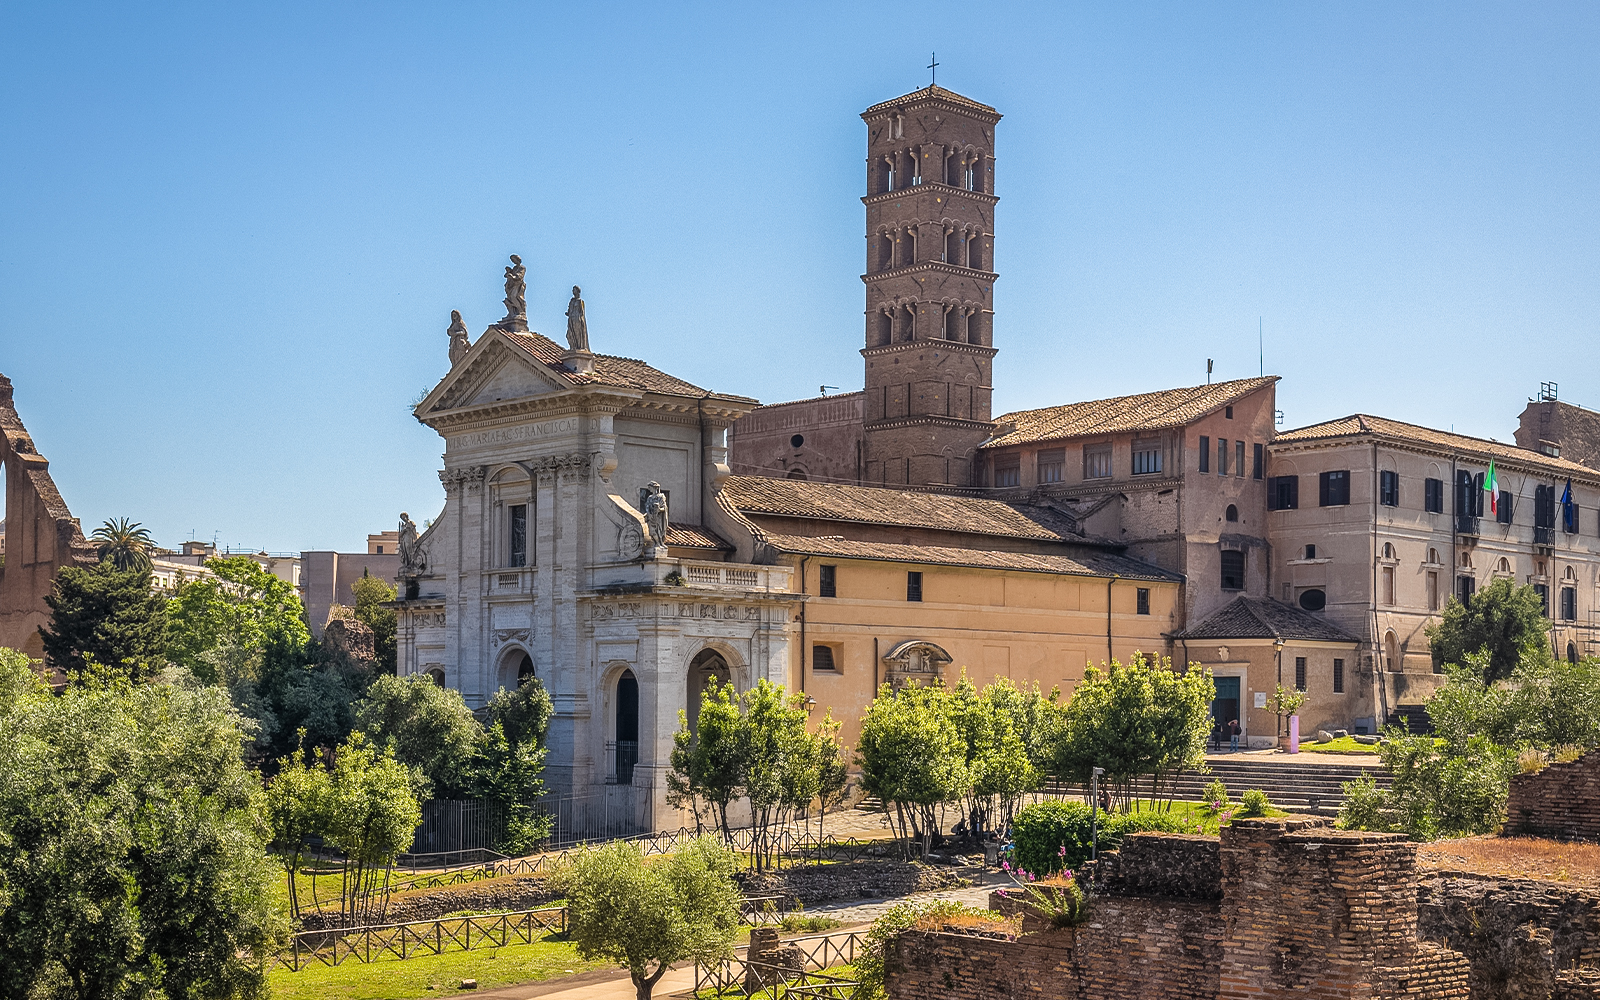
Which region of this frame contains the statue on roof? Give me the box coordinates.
[447,310,471,365]
[398,512,427,578]
[495,255,528,332]
[565,285,589,353]
[642,481,668,550]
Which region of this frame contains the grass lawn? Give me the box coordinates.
[266,934,606,1000]
[1297,736,1384,755]
[1119,799,1290,835]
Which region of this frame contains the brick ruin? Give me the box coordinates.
[1504,749,1600,841]
[0,374,97,660]
[889,813,1600,1000]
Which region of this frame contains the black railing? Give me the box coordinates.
[610,740,638,785]
[1455,514,1479,536]
[1535,525,1555,545]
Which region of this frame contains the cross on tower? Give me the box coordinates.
[928,52,938,86]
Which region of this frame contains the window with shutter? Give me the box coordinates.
[1380,470,1399,506]
[819,564,836,598]
[906,572,923,602]
[1333,658,1345,693]
[1199,436,1210,473]
[1425,478,1443,513]
[1320,470,1350,506]
[1498,491,1513,524]
[1253,443,1264,479]
[1235,440,1245,478]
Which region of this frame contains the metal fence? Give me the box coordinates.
[410,787,653,855]
[271,905,568,971]
[694,930,866,997]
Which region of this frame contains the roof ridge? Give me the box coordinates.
[1237,596,1280,639]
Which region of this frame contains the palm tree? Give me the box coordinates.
[92,518,155,572]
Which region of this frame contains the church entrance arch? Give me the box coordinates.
[496,647,535,691]
[613,670,639,785]
[687,649,732,734]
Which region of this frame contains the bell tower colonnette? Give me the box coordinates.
[860,86,1001,487]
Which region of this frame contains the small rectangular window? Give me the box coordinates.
[1425,478,1444,513]
[1037,449,1065,484]
[907,571,923,602]
[819,564,836,598]
[1320,470,1351,506]
[1458,575,1476,605]
[812,645,838,671]
[1427,571,1439,611]
[1235,440,1245,478]
[1383,566,1396,606]
[1253,443,1264,480]
[1380,470,1399,507]
[1136,588,1150,615]
[1268,476,1299,510]
[1131,442,1162,475]
[1083,445,1112,479]
[509,504,527,567]
[1198,436,1210,473]
[1220,550,1245,591]
[1218,438,1229,476]
[1498,490,1514,524]
[1294,656,1307,692]
[1535,583,1550,616]
[1332,658,1345,694]
[1561,586,1578,621]
[994,461,1020,488]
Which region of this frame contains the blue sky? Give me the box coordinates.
[2,2,1596,553]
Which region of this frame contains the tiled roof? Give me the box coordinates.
[1173,597,1359,643]
[720,476,1083,542]
[760,532,1180,582]
[503,331,746,400]
[1273,414,1600,478]
[664,524,730,550]
[750,390,865,410]
[983,377,1279,449]
[861,85,1000,119]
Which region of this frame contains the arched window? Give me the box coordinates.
[1225,504,1239,523]
[1497,558,1510,574]
[1383,543,1396,560]
[1428,548,1440,564]
[687,650,731,734]
[1566,566,1579,581]
[426,667,445,687]
[1460,551,1472,569]
[785,468,808,481]
[614,670,639,784]
[1570,643,1581,665]
[1384,631,1400,670]
[517,652,535,686]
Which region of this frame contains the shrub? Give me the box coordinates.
[1555,745,1585,764]
[1238,789,1271,817]
[1517,748,1547,774]
[1011,800,1094,874]
[1338,772,1394,832]
[1201,777,1230,812]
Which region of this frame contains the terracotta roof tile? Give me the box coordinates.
[664,524,730,550]
[984,377,1279,449]
[720,475,1082,542]
[861,85,1000,119]
[760,532,1180,582]
[503,331,749,400]
[1173,597,1359,643]
[1273,413,1600,478]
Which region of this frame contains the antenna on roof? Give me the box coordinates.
[1540,381,1559,402]
[1207,358,1214,385]
[820,385,840,397]
[1259,318,1263,377]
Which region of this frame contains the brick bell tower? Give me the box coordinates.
[860,85,1001,487]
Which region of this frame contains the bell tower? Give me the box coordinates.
[859,86,1000,487]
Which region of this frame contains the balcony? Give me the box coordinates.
[1455,515,1479,537]
[1535,525,1556,546]
[663,560,793,593]
[607,740,639,785]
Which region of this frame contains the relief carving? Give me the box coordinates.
[493,628,530,645]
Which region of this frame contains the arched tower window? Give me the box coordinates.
[1225,504,1239,522]
[613,670,639,785]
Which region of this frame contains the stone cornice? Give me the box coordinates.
[860,340,997,360]
[862,182,999,208]
[863,414,998,433]
[1268,436,1600,487]
[862,260,999,286]
[421,389,639,433]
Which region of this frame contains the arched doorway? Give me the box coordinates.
[687,650,731,734]
[614,670,639,784]
[1384,631,1400,672]
[497,648,535,691]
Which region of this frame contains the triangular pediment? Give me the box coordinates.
[417,333,574,416]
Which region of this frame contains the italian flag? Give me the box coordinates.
[1485,460,1498,515]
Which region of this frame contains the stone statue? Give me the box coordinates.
[398,512,427,577]
[496,255,527,332]
[447,310,471,365]
[565,285,589,352]
[643,482,669,549]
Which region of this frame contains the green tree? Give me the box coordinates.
[264,736,332,923]
[90,517,155,572]
[667,680,747,838]
[1427,577,1552,682]
[322,733,422,926]
[556,836,742,1000]
[350,572,398,673]
[741,679,815,871]
[0,648,286,999]
[856,681,967,858]
[39,563,167,677]
[949,673,1036,837]
[353,673,483,797]
[165,555,311,682]
[485,675,555,751]
[473,721,550,855]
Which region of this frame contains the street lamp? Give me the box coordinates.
[1090,766,1106,859]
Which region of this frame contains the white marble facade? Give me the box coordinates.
[398,327,796,829]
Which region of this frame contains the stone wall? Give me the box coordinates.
[1505,750,1600,841]
[0,374,98,662]
[1085,831,1221,900]
[1418,872,1600,1000]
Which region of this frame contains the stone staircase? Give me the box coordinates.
[1145,756,1391,814]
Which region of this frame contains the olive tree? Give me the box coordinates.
[856,681,967,858]
[556,836,742,1000]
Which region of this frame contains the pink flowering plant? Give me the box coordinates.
[998,846,1087,928]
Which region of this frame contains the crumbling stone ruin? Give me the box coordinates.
[1505,749,1600,841]
[0,374,97,660]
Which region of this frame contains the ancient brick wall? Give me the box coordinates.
[1505,751,1600,841]
[1085,831,1221,900]
[0,374,98,661]
[1418,871,1600,1000]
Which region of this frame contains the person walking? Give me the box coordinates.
[1227,718,1241,753]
